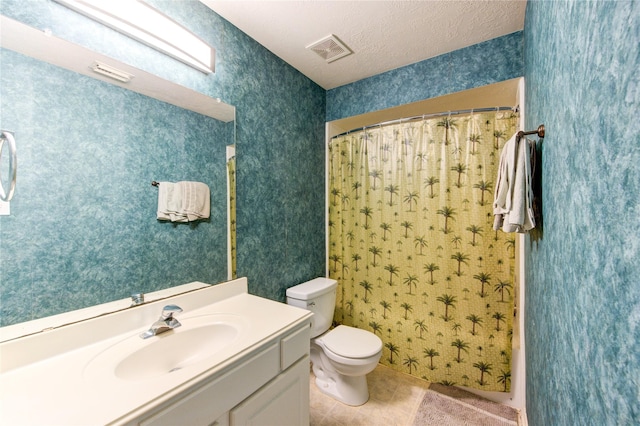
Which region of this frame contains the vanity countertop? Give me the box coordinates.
[0,278,312,425]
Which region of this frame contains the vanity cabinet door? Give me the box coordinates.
[211,412,230,426]
[230,355,310,426]
[138,343,280,426]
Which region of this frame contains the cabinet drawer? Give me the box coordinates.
[280,324,310,370]
[140,343,280,426]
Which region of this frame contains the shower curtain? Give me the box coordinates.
[328,110,518,392]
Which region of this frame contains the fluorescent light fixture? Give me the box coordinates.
[91,61,134,82]
[53,0,215,74]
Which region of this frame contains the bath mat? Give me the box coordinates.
[412,383,519,426]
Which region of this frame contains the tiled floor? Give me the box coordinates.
[309,364,430,426]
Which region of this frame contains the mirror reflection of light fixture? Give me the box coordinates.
[53,0,215,74]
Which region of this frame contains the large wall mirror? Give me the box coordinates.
[0,17,236,329]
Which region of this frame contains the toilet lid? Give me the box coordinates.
[322,325,382,358]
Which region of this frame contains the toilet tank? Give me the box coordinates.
[286,278,337,338]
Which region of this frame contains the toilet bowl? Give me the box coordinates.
[311,325,382,405]
[286,278,382,406]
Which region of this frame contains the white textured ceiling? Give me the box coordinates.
[201,0,527,90]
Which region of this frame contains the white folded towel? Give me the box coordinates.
[157,181,210,222]
[179,181,210,221]
[493,134,535,233]
[157,182,180,221]
[165,182,183,220]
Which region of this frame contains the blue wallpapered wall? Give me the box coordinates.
[0,0,326,325]
[326,31,523,121]
[524,0,640,424]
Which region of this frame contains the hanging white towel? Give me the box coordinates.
[178,181,210,221]
[157,182,170,220]
[493,134,536,233]
[156,182,183,221]
[493,134,518,217]
[157,181,210,222]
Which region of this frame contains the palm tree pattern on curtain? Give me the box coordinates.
[328,111,518,392]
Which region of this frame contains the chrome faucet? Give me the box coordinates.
[130,292,145,306]
[140,304,183,339]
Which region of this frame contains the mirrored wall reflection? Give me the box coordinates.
[0,42,235,327]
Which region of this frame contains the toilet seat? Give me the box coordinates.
[320,325,382,359]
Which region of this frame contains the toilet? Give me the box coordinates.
[286,277,382,406]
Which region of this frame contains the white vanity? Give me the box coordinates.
[0,278,312,425]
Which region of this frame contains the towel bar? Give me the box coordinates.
[517,124,545,139]
[0,130,17,202]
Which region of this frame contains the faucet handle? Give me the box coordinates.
[130,293,145,306]
[161,304,183,320]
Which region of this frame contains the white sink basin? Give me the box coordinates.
[115,323,239,380]
[84,314,248,382]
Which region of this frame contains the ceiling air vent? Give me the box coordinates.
[306,34,352,63]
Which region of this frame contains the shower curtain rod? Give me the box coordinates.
[333,106,518,139]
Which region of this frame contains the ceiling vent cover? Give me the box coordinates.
[306,34,352,63]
